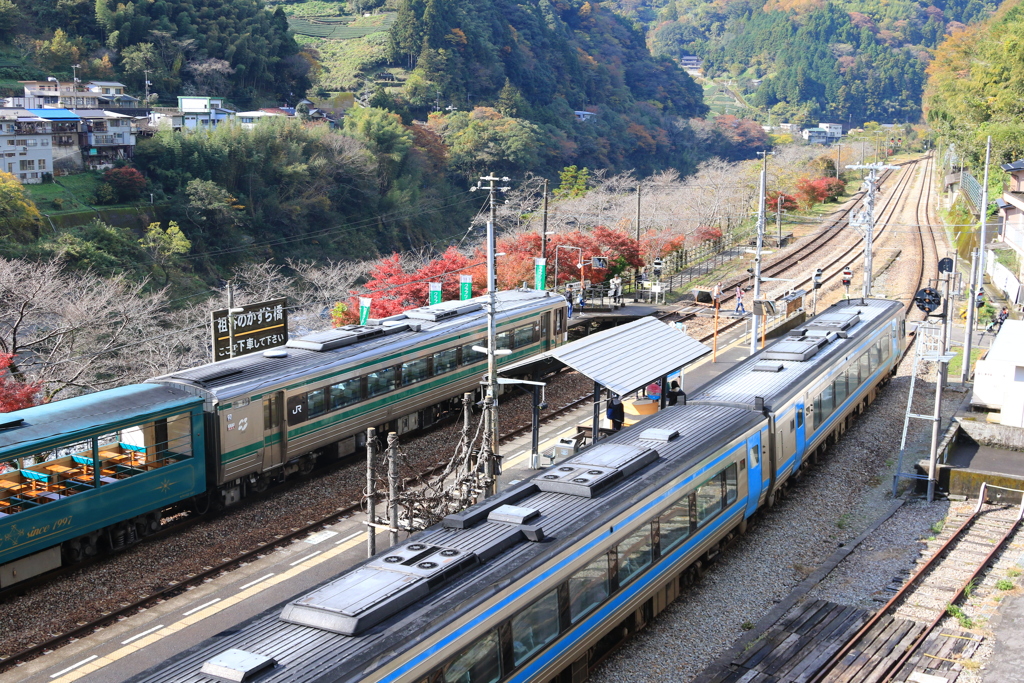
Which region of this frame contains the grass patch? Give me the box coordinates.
[741,621,754,631]
[997,579,1014,591]
[1009,567,1022,578]
[947,347,986,378]
[24,172,149,215]
[299,32,391,90]
[931,520,945,534]
[837,513,851,529]
[946,604,973,629]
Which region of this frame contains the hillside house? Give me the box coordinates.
[237,110,287,129]
[801,127,828,144]
[679,56,703,76]
[27,108,82,172]
[176,96,236,129]
[818,122,843,142]
[0,111,53,182]
[74,110,136,169]
[998,161,1024,272]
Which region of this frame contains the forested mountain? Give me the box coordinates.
[2,0,309,104]
[622,0,999,125]
[378,0,710,176]
[924,0,1024,166]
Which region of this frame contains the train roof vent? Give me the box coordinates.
[762,336,830,362]
[200,648,276,682]
[752,361,785,373]
[173,366,244,384]
[487,504,539,525]
[280,543,481,635]
[286,325,389,352]
[536,444,658,497]
[639,428,679,442]
[805,310,860,333]
[404,303,483,322]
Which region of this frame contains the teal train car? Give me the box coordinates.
[0,290,568,587]
[0,384,207,588]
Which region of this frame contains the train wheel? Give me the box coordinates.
[767,489,777,508]
[62,539,83,563]
[739,518,748,535]
[298,455,315,476]
[82,533,99,558]
[251,473,269,493]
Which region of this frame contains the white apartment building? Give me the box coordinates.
[0,112,53,183]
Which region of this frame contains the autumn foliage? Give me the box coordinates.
[343,228,645,322]
[794,177,846,209]
[0,354,40,413]
[766,191,799,212]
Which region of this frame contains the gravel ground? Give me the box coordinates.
[0,370,594,658]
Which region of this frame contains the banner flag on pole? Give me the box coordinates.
[359,297,372,325]
[428,282,442,305]
[534,258,547,291]
[460,275,473,300]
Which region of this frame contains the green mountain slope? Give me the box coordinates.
[619,0,999,125]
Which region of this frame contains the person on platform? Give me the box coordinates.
[607,396,625,431]
[712,282,722,308]
[610,275,623,304]
[667,380,681,406]
[735,286,746,314]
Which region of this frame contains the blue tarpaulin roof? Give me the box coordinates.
[26,109,80,120]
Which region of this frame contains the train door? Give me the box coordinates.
[745,432,762,517]
[776,408,797,473]
[262,392,285,470]
[761,426,773,499]
[541,312,551,351]
[795,402,806,461]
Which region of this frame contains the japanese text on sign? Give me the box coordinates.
[211,297,288,360]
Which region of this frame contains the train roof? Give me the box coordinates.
[0,384,200,456]
[688,298,902,411]
[148,290,564,404]
[129,402,765,683]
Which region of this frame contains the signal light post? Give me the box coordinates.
[846,162,899,298]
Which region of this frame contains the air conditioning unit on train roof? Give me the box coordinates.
[404,302,483,322]
[286,324,408,352]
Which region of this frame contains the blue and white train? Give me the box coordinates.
[130,298,905,683]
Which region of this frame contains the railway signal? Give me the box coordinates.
[841,268,853,298]
[975,290,985,309]
[811,268,823,315]
[914,287,941,314]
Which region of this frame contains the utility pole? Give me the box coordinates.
[751,151,768,353]
[836,143,842,178]
[634,183,642,302]
[366,427,376,557]
[776,195,784,245]
[226,281,244,360]
[472,173,510,498]
[541,179,549,263]
[961,136,992,384]
[387,431,399,547]
[846,162,898,298]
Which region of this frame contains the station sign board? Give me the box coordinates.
[212,297,288,360]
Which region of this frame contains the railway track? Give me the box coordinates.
[809,483,1023,683]
[661,157,924,341]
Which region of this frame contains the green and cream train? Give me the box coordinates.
[150,289,569,507]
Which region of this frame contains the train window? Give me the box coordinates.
[540,312,550,341]
[616,525,653,587]
[513,325,536,349]
[696,473,724,527]
[568,555,609,623]
[820,384,834,423]
[834,374,848,406]
[868,343,880,372]
[848,363,860,389]
[749,444,759,467]
[796,409,803,429]
[434,349,458,375]
[511,590,559,666]
[367,367,397,398]
[443,630,501,683]
[881,333,891,361]
[555,309,564,334]
[307,388,327,418]
[725,464,738,505]
[402,358,431,386]
[659,498,691,554]
[497,331,512,351]
[462,343,485,366]
[330,379,361,411]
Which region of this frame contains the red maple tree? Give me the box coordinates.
[766,190,799,213]
[795,177,846,209]
[0,354,41,413]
